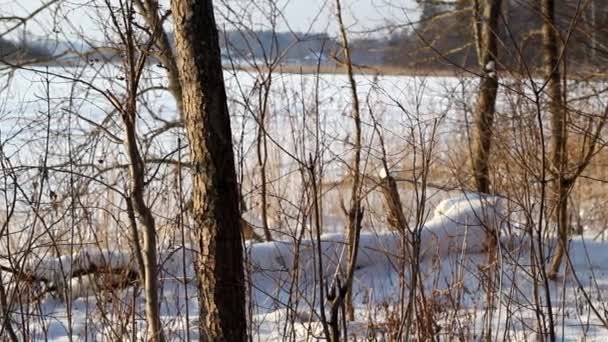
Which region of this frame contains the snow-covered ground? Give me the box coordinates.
[2,66,608,340]
[3,195,608,341]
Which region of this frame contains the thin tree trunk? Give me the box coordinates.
[133,0,183,114]
[335,0,363,322]
[543,0,569,278]
[121,91,164,342]
[590,0,597,66]
[170,0,247,340]
[471,0,502,196]
[379,172,407,232]
[109,3,164,339]
[471,2,501,339]
[257,76,273,241]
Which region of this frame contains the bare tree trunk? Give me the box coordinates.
[133,0,183,114]
[471,1,502,339]
[335,0,363,322]
[471,0,502,196]
[543,0,569,278]
[257,76,273,241]
[379,172,407,231]
[170,0,247,340]
[107,2,164,339]
[123,133,164,342]
[590,0,597,66]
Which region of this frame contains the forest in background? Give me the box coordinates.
[5,0,607,74]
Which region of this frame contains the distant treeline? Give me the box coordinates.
[219,30,336,64]
[0,37,52,61]
[217,29,387,66]
[389,0,608,72]
[8,0,606,73]
[219,0,608,73]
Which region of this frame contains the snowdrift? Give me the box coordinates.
[9,194,504,302]
[7,194,608,340]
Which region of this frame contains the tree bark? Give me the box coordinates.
[335,0,363,322]
[471,0,501,196]
[109,4,165,339]
[543,0,569,278]
[170,0,247,340]
[122,83,164,342]
[256,77,274,241]
[379,173,407,232]
[471,2,501,339]
[133,0,183,114]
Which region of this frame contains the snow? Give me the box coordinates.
[8,194,608,340]
[2,66,608,340]
[23,248,136,287]
[485,60,496,71]
[425,194,506,256]
[377,165,388,179]
[247,195,504,284]
[246,196,608,341]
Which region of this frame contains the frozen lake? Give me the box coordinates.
[2,63,608,340]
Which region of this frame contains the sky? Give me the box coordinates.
[1,0,421,41]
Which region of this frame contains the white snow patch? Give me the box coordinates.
[485,60,495,71]
[424,194,505,256]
